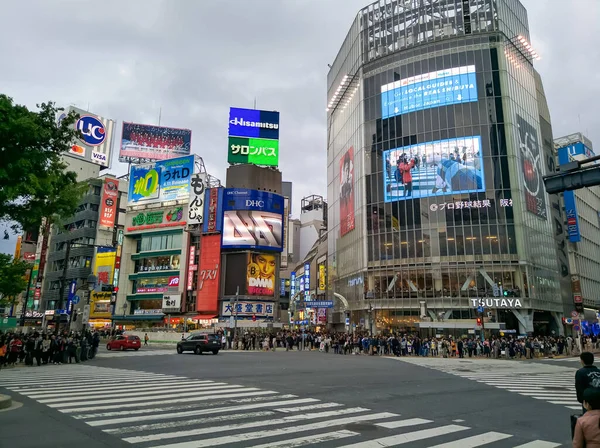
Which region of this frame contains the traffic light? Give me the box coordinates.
[503,289,508,296]
[476,317,482,326]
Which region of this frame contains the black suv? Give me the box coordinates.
[176,333,221,355]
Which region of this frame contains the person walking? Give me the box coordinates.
[144,333,149,346]
[576,352,600,414]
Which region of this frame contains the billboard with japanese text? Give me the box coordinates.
[196,234,221,312]
[128,155,194,205]
[99,177,119,228]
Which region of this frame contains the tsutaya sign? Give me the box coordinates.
[471,298,523,308]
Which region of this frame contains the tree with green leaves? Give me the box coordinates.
[0,94,87,233]
[0,253,30,308]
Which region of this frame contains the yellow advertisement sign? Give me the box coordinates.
[90,249,116,318]
[246,252,276,297]
[318,263,326,291]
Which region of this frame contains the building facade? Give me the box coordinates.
[554,133,600,332]
[327,0,563,336]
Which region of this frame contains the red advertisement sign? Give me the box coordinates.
[317,308,327,323]
[23,252,35,262]
[339,147,355,236]
[206,188,219,233]
[196,235,221,312]
[99,178,119,228]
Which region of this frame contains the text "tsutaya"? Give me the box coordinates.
[471,298,522,308]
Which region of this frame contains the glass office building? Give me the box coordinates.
[327,0,563,336]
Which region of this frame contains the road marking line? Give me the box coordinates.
[123,407,371,444]
[376,418,432,428]
[86,397,319,426]
[104,411,275,434]
[336,425,470,447]
[23,380,205,397]
[79,395,302,422]
[58,390,278,413]
[38,384,240,404]
[245,430,359,448]
[140,412,398,448]
[512,442,561,448]
[274,402,341,413]
[48,386,259,408]
[426,431,513,447]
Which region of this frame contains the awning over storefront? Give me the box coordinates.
[112,314,165,321]
[190,315,217,320]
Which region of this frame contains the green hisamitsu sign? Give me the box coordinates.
[228,136,279,167]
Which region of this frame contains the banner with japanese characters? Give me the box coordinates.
[221,301,275,317]
[428,198,514,212]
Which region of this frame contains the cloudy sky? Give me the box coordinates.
[1,0,598,255]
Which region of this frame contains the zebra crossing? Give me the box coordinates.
[537,357,580,363]
[393,356,582,411]
[0,364,561,447]
[386,166,439,199]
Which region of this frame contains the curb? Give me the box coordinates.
[0,394,12,410]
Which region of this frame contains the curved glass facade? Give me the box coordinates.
[327,0,563,335]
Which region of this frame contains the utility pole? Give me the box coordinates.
[20,269,34,327]
[234,286,239,338]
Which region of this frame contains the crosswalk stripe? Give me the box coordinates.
[336,424,470,447]
[86,397,319,427]
[274,402,341,413]
[23,380,207,397]
[246,430,359,448]
[376,418,433,428]
[1,374,174,387]
[105,410,276,435]
[59,390,278,413]
[47,386,256,408]
[122,407,372,444]
[512,442,562,448]
[37,384,239,403]
[426,431,513,447]
[145,412,399,448]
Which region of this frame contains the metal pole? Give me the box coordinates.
[56,241,71,334]
[480,309,486,342]
[20,268,34,327]
[234,286,239,339]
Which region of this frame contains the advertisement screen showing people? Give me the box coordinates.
[383,136,485,202]
[246,252,276,297]
[120,122,192,162]
[339,147,355,236]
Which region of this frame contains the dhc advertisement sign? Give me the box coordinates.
[228,107,280,140]
[221,189,285,251]
[557,142,594,243]
[381,65,478,119]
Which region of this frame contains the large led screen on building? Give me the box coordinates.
[128,155,194,205]
[247,252,276,297]
[227,136,279,167]
[228,107,280,140]
[339,147,355,236]
[516,114,547,219]
[381,65,478,119]
[120,122,192,163]
[383,136,484,202]
[221,189,284,252]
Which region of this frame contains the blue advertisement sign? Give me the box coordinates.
[557,143,594,243]
[66,280,77,314]
[128,155,194,205]
[383,136,484,202]
[381,65,478,119]
[304,263,310,293]
[221,189,285,251]
[290,272,296,298]
[228,107,280,140]
[280,279,286,297]
[76,115,107,146]
[305,301,334,308]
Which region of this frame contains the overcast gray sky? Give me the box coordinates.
[1,0,598,255]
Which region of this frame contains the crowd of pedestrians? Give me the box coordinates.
[0,330,101,369]
[220,329,588,360]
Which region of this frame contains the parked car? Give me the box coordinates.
[107,335,141,351]
[176,333,221,355]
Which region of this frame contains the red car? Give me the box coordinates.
[106,335,141,351]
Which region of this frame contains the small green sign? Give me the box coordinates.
[228,136,279,167]
[132,211,164,227]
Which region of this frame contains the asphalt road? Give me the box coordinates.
[0,347,576,447]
